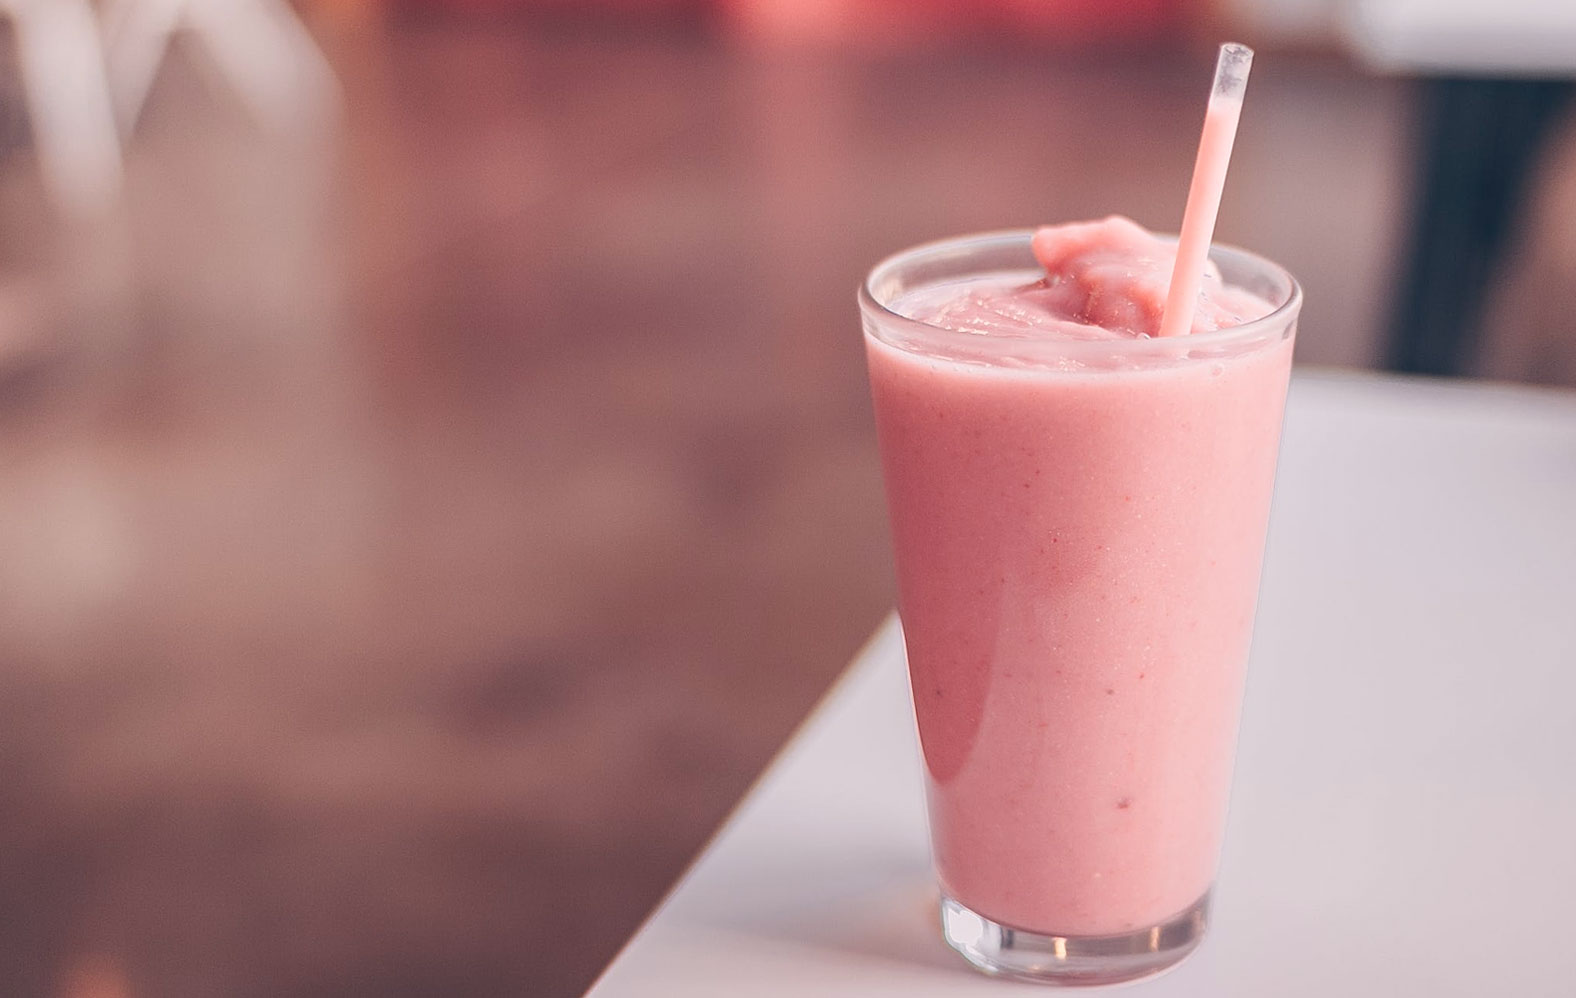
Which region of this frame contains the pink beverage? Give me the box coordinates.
[860,217,1300,984]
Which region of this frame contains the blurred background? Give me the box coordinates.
[0,1,1572,996]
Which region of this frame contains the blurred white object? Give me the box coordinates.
[0,0,123,216]
[1345,0,1576,76]
[102,0,342,133]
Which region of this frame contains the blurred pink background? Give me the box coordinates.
[0,1,1572,996]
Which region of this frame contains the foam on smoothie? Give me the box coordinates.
[898,216,1273,342]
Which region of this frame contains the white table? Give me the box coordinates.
[588,372,1576,997]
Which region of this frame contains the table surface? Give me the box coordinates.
[588,371,1576,997]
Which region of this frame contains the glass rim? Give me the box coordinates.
[859,228,1302,357]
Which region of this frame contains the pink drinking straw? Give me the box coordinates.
[1158,43,1254,339]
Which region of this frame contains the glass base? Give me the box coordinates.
[939,891,1211,986]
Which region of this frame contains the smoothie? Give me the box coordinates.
[862,217,1296,941]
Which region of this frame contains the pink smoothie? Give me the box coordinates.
[865,217,1295,936]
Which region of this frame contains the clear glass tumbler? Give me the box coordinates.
[860,231,1301,985]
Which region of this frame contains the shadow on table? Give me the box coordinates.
[686,860,965,976]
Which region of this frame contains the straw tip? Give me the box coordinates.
[1213,42,1254,98]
